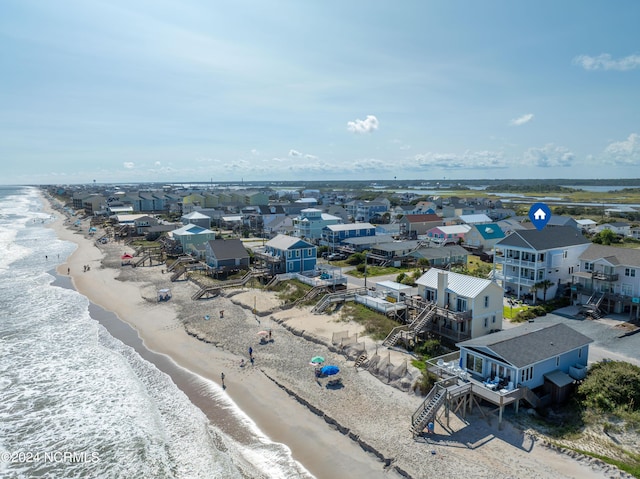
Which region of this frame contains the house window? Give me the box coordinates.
[484,295,489,308]
[556,356,560,367]
[563,250,568,259]
[456,297,466,312]
[287,250,292,258]
[625,268,636,277]
[522,366,534,382]
[584,261,593,272]
[569,266,574,275]
[492,315,496,323]
[308,248,313,256]
[578,348,582,358]
[484,317,488,328]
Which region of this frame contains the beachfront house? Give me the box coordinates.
[457,322,592,404]
[415,270,503,340]
[572,244,640,319]
[258,234,317,274]
[493,226,591,301]
[204,238,250,272]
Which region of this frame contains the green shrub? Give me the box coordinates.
[578,361,640,414]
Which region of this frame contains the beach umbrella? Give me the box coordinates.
[320,365,340,376]
[310,356,325,365]
[257,331,269,336]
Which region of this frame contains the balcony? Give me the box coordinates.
[592,271,619,282]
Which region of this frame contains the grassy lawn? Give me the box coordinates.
[347,265,406,278]
[503,303,529,320]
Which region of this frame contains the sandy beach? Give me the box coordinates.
[44,197,632,479]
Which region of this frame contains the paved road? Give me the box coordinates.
[504,305,640,367]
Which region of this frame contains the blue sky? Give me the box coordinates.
[1,0,639,185]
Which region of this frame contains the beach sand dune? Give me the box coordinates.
[46,200,630,479]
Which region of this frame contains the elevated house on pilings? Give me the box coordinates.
[412,322,593,435]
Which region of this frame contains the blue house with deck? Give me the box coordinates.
[457,322,592,403]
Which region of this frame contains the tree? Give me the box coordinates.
[417,257,430,272]
[534,279,554,303]
[593,229,618,245]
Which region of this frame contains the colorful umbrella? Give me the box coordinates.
[320,365,340,376]
[257,331,269,336]
[310,356,325,364]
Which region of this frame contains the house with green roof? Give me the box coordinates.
[465,223,506,251]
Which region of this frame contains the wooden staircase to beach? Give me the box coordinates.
[354,352,368,369]
[311,288,368,314]
[410,385,446,436]
[382,303,436,348]
[190,271,258,300]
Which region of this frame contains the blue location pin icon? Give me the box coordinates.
[529,202,552,230]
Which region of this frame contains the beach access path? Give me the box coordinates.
[45,200,630,479]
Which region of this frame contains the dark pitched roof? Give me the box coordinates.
[495,226,589,250]
[206,238,249,260]
[411,244,468,260]
[458,323,593,369]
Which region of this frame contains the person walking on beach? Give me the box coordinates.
[248,346,253,359]
[221,372,225,389]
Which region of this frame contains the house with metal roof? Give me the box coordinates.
[493,226,590,301]
[321,223,376,250]
[293,208,342,240]
[458,213,493,225]
[169,224,217,255]
[204,238,250,272]
[415,270,503,340]
[457,322,592,402]
[423,224,471,246]
[572,243,640,319]
[181,211,212,229]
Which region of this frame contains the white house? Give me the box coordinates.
[572,243,640,318]
[595,222,631,237]
[493,226,591,301]
[415,269,503,339]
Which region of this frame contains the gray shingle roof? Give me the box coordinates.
[206,239,249,260]
[579,243,640,267]
[458,323,593,368]
[495,226,589,250]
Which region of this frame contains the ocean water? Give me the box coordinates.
[0,186,313,479]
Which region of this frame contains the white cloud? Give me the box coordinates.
[304,154,318,161]
[154,161,161,167]
[413,150,508,170]
[573,54,640,71]
[523,144,575,168]
[250,149,259,156]
[510,113,534,126]
[288,149,301,157]
[123,162,135,169]
[347,115,379,134]
[603,133,640,165]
